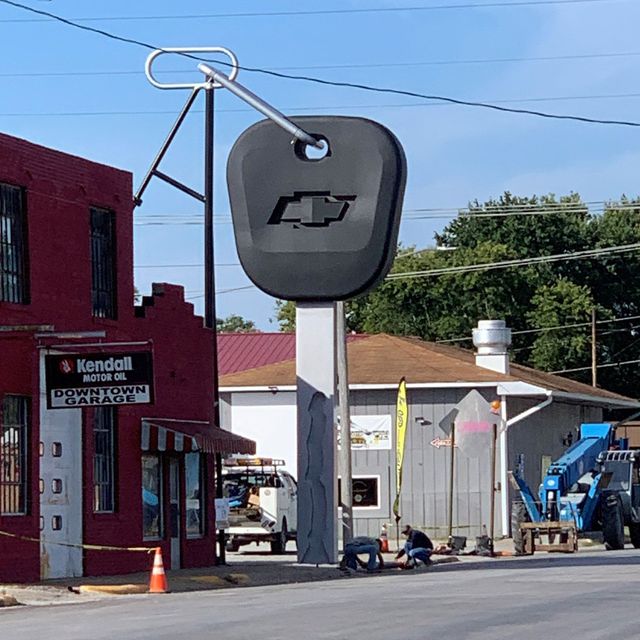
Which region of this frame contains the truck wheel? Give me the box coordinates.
[512,501,529,555]
[270,519,288,554]
[629,522,640,549]
[602,494,625,550]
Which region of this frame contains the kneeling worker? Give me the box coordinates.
[340,536,385,573]
[396,524,434,568]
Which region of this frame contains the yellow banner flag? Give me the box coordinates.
[392,377,408,522]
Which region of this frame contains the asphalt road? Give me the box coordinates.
[3,549,640,640]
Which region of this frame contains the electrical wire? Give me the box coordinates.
[4,49,640,78]
[179,244,640,301]
[6,92,640,119]
[436,314,640,343]
[135,263,240,268]
[185,285,255,300]
[1,0,639,128]
[21,161,640,231]
[0,1,622,22]
[386,243,640,280]
[203,49,640,70]
[133,200,640,228]
[550,358,640,374]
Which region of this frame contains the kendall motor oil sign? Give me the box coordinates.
[45,352,154,408]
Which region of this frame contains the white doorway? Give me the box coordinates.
[39,351,83,579]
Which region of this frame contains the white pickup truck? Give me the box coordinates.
[222,458,297,554]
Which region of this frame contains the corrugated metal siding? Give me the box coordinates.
[507,399,603,504]
[223,383,609,544]
[349,387,500,541]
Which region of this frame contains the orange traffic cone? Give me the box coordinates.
[380,524,389,553]
[149,547,169,593]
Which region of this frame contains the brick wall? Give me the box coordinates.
[0,133,217,581]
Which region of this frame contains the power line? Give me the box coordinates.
[135,263,240,268]
[133,201,640,228]
[1,0,639,128]
[179,244,640,300]
[6,92,640,119]
[437,314,640,343]
[23,177,640,230]
[0,1,621,23]
[185,285,255,300]
[550,358,640,374]
[5,49,640,79]
[387,243,640,280]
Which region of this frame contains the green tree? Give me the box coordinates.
[274,300,296,332]
[216,314,258,333]
[527,279,602,373]
[272,192,640,396]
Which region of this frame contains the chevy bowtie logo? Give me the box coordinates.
[269,192,356,227]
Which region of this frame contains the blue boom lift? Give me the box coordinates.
[510,422,640,553]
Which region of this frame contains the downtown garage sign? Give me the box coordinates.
[45,352,154,408]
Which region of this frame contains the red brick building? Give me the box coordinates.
[0,133,253,583]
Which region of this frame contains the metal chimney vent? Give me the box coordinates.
[472,320,512,355]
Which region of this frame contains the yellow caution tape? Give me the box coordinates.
[0,529,155,553]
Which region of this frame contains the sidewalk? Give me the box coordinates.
[0,537,604,607]
[0,551,455,607]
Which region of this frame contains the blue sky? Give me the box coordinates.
[1,0,640,329]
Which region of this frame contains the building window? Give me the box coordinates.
[338,476,380,509]
[93,407,117,513]
[0,183,29,304]
[90,207,117,319]
[1,396,29,515]
[142,454,163,540]
[185,453,205,538]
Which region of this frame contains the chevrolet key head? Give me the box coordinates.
[227,116,407,301]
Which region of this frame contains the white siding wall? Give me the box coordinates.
[225,388,611,543]
[229,391,297,472]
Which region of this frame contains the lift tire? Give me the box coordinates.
[270,519,288,555]
[629,522,640,549]
[602,494,625,551]
[512,501,529,555]
[226,539,241,553]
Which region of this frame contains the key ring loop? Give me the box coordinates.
[145,46,239,90]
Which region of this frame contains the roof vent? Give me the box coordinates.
[472,320,511,374]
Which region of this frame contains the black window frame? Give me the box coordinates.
[337,475,380,509]
[90,206,117,319]
[93,407,117,513]
[0,395,29,515]
[0,182,29,304]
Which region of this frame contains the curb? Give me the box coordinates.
[70,584,148,595]
[0,594,20,607]
[224,573,251,586]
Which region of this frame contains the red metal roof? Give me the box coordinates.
[217,332,367,376]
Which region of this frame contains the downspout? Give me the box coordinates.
[499,395,508,538]
[499,391,554,536]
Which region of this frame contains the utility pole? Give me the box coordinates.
[591,308,597,388]
[336,301,353,547]
[203,87,227,565]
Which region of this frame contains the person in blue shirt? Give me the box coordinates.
[339,536,384,573]
[396,524,434,569]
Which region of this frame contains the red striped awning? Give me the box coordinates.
[141,419,255,455]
